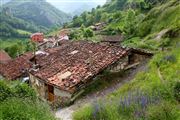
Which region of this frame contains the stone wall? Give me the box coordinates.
[29,74,72,107]
[128,53,149,64]
[29,74,46,100]
[53,87,72,107]
[107,56,129,72]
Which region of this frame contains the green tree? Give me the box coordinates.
[5,44,19,58]
[83,28,94,38]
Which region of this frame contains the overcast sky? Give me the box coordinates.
[47,0,106,4]
[46,0,106,13]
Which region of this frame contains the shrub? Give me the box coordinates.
[0,98,56,120]
[0,81,13,101]
[13,83,37,100]
[83,28,94,38]
[0,81,56,120]
[137,19,154,37]
[0,80,37,101]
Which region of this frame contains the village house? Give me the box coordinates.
[30,33,44,43]
[0,50,12,64]
[36,29,70,51]
[28,41,152,107]
[0,52,33,81]
[0,40,152,107]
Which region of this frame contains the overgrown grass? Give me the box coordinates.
[0,80,56,120]
[73,43,180,120]
[0,98,56,120]
[81,71,126,96]
[136,0,180,37]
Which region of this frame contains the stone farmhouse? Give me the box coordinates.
[0,41,152,106]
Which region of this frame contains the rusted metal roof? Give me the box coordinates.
[31,41,130,93]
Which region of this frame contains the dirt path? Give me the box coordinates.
[55,60,149,120]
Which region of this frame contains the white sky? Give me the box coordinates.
[0,0,107,13]
[46,0,106,13]
[47,0,106,4]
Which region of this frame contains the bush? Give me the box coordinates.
[0,80,56,120]
[13,83,37,100]
[0,81,13,101]
[83,28,94,38]
[0,80,36,102]
[0,98,56,120]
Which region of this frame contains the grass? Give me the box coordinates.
[0,80,56,120]
[0,98,56,120]
[81,70,126,96]
[17,29,32,35]
[73,1,180,118]
[137,0,180,37]
[73,43,180,120]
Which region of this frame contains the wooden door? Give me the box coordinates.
[48,85,54,102]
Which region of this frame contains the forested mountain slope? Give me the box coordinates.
[68,0,179,50]
[0,0,72,38]
[0,12,38,38]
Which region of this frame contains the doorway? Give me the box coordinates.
[48,85,54,102]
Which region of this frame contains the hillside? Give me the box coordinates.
[62,0,180,120]
[68,0,179,46]
[0,12,38,38]
[3,0,72,30]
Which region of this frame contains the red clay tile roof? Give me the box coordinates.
[31,41,130,93]
[0,41,129,91]
[0,50,12,63]
[30,33,44,38]
[0,52,34,80]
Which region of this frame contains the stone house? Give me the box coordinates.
[28,41,152,107]
[0,40,152,107]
